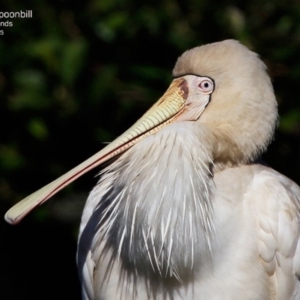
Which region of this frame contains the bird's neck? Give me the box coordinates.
[95,122,216,282]
[200,115,276,170]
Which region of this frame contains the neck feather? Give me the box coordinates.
[94,122,215,282]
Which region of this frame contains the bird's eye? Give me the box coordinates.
[198,79,214,94]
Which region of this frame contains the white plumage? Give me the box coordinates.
[5,40,300,300]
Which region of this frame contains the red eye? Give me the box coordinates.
[198,79,214,93]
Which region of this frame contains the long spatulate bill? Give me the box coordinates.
[5,78,188,224]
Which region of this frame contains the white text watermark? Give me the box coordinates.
[0,10,33,35]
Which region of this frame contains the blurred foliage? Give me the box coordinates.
[1,0,300,299]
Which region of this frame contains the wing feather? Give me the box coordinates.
[255,170,300,299]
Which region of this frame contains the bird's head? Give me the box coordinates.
[172,40,277,166]
[5,40,278,224]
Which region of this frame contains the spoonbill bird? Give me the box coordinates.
[5,40,300,300]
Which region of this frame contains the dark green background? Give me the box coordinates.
[1,0,300,299]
